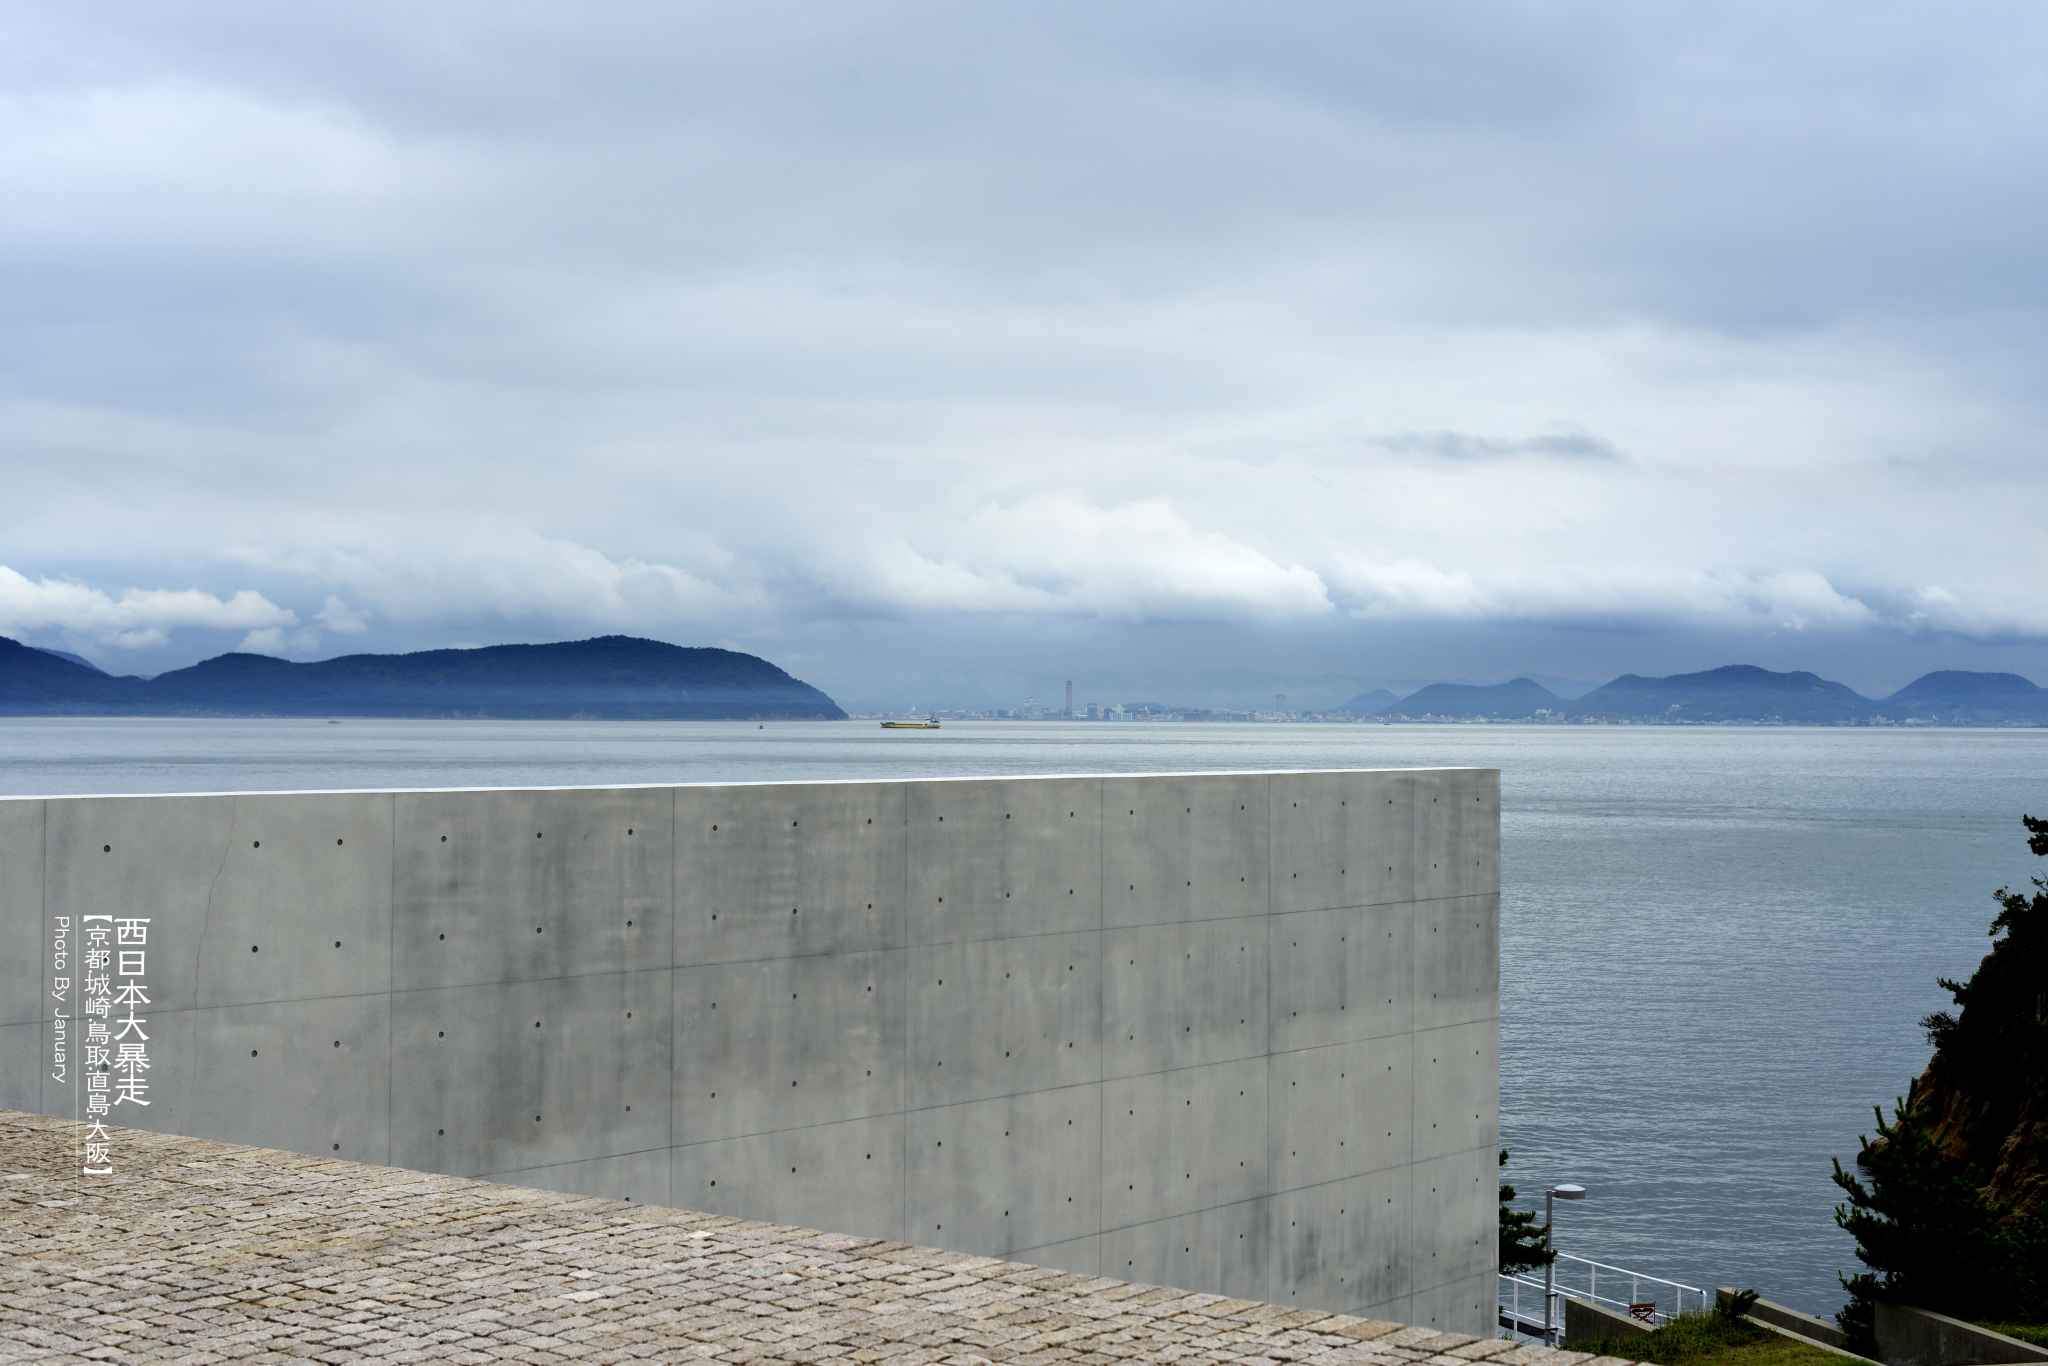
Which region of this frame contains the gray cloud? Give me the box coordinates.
[2,1,2046,698]
[1377,430,1626,462]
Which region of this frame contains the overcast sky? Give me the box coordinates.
[4,2,2045,706]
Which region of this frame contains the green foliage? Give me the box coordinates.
[1833,815,2048,1354]
[1977,1323,2048,1348]
[1917,813,2048,1089]
[1832,1101,2044,1349]
[1718,1289,1762,1324]
[1563,1310,1843,1366]
[1499,1148,1555,1275]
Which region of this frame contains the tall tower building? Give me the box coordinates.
[1064,681,1073,717]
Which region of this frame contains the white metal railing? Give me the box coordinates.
[1498,1254,1708,1342]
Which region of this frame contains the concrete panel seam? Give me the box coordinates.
[193,811,235,1009]
[670,783,678,1210]
[471,1141,679,1181]
[389,966,675,1000]
[900,780,911,1247]
[387,791,396,1169]
[1095,774,1106,1281]
[36,797,46,1123]
[669,1076,1114,1147]
[1265,775,1276,1305]
[1080,1150,1486,1242]
[682,926,1119,963]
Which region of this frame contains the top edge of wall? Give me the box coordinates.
[0,766,1500,803]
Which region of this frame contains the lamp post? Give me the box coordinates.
[1543,1184,1586,1345]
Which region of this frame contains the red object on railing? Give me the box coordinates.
[1629,1303,1658,1325]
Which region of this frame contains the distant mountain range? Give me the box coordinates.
[7,636,2042,725]
[1335,688,1398,714]
[0,635,847,720]
[1379,677,1564,720]
[1358,664,2048,724]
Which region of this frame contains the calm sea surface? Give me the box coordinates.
[6,717,2044,1318]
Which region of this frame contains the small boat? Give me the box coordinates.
[881,714,941,730]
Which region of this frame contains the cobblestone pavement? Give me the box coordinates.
[0,1112,1641,1366]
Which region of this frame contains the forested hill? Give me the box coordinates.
[1379,677,1563,720]
[0,634,848,720]
[1567,664,1876,723]
[1564,665,2048,723]
[1339,665,2048,724]
[1882,671,2048,723]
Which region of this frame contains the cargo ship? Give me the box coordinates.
[880,714,941,730]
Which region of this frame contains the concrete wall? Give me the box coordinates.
[1719,1289,1861,1356]
[1873,1302,2048,1366]
[1565,1297,1654,1345]
[1,768,1500,1333]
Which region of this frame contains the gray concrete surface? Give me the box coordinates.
[1873,1302,2048,1366]
[1720,1289,1858,1354]
[1565,1298,1653,1345]
[2,767,1499,1333]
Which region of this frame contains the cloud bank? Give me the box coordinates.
[2,2,2045,698]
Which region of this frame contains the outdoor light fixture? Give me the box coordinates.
[1543,1184,1588,1344]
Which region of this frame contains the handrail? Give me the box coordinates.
[1555,1252,1704,1298]
[1498,1253,1709,1342]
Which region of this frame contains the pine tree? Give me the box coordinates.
[1831,815,2048,1353]
[1500,1148,1555,1275]
[1831,1097,2028,1352]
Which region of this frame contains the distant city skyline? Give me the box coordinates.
[5,4,2045,701]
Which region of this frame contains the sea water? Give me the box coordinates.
[5,716,2044,1318]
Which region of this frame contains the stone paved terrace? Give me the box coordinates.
[0,1112,1632,1366]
